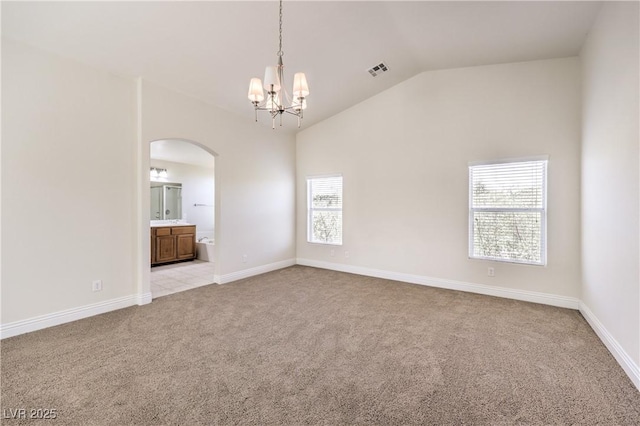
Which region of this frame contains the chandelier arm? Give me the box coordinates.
[256,103,302,116]
[282,108,304,117]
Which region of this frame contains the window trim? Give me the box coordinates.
[307,174,343,246]
[468,156,548,266]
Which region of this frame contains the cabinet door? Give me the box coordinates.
[156,235,177,263]
[176,234,195,259]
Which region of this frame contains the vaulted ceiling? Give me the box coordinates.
[2,1,601,133]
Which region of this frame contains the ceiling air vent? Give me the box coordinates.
[367,62,389,77]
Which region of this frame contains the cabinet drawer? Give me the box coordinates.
[172,226,195,235]
[155,227,171,236]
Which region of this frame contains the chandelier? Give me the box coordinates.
[247,0,309,129]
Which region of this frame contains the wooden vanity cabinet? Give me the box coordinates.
[151,225,196,266]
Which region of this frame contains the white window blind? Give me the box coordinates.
[469,159,547,265]
[307,175,343,245]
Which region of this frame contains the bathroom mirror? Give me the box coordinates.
[150,182,182,220]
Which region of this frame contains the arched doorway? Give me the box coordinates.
[146,138,220,299]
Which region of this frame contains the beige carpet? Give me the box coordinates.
[2,266,639,425]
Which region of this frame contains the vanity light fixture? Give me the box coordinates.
[247,0,309,129]
[150,168,168,180]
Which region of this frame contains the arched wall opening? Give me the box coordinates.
[142,138,221,300]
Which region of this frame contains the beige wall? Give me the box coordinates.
[1,39,297,329]
[580,1,640,379]
[1,38,137,323]
[140,81,296,281]
[296,57,582,299]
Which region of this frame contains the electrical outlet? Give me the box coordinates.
[92,280,103,292]
[487,267,495,277]
[242,254,248,263]
[345,251,350,258]
[330,249,335,257]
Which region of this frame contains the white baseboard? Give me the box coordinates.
[218,258,296,284]
[137,292,153,305]
[0,294,140,339]
[579,302,640,391]
[296,258,579,309]
[0,258,297,339]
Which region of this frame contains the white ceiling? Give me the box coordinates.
[2,1,601,133]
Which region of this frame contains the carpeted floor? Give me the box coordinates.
[2,266,639,425]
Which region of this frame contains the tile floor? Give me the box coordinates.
[150,260,216,298]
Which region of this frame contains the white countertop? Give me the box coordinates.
[150,220,194,227]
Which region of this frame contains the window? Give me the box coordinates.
[469,158,547,265]
[307,175,343,245]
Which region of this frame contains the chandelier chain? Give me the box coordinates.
[277,0,283,57]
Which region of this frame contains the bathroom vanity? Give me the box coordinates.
[151,223,196,266]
